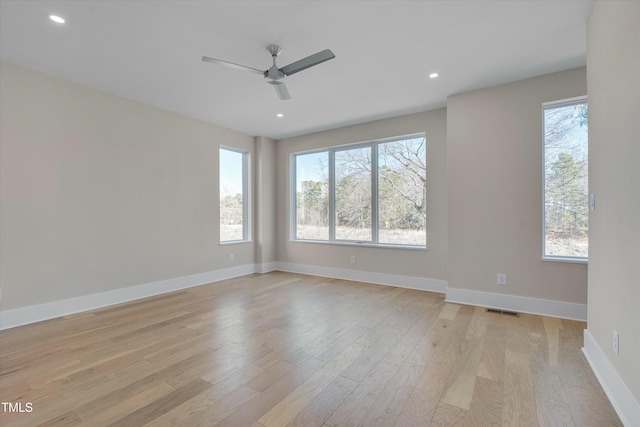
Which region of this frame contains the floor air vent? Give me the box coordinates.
[486,308,520,317]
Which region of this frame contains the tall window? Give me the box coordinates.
[543,97,588,260]
[293,134,426,247]
[220,147,249,243]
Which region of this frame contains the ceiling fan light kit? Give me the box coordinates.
[202,44,335,100]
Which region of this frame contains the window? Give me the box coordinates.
[220,147,249,243]
[293,134,426,247]
[335,146,372,241]
[378,138,426,246]
[295,151,329,240]
[543,97,588,261]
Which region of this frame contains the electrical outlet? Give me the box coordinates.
[497,274,507,286]
[350,256,356,264]
[229,254,234,263]
[613,330,619,355]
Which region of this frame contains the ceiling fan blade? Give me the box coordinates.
[280,49,335,76]
[202,56,264,75]
[273,82,291,100]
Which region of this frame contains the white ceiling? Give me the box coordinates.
[0,0,594,140]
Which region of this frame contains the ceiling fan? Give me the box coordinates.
[202,45,335,100]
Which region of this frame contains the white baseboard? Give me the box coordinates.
[1,265,587,331]
[256,262,278,274]
[276,262,447,293]
[445,287,587,321]
[0,264,257,330]
[0,263,442,330]
[582,329,640,427]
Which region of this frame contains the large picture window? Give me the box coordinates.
[293,134,426,247]
[220,147,249,243]
[543,97,588,261]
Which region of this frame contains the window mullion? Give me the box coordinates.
[371,143,379,244]
[242,152,249,241]
[329,149,336,242]
[290,154,296,240]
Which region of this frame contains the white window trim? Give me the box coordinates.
[290,133,427,249]
[541,95,588,263]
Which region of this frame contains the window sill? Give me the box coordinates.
[290,239,427,251]
[220,240,252,246]
[542,256,588,264]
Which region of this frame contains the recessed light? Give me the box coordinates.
[49,15,66,24]
[429,73,439,79]
[276,113,284,118]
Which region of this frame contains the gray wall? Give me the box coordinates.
[587,0,640,402]
[255,136,277,267]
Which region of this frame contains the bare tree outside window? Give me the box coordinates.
[543,99,588,259]
[378,137,426,245]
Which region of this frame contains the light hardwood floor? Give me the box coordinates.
[0,272,622,426]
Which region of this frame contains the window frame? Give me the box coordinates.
[290,133,427,249]
[541,95,588,263]
[219,146,251,244]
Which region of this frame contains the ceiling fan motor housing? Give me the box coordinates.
[264,66,285,84]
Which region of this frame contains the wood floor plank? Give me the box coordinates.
[314,326,368,362]
[463,376,503,427]
[557,329,605,395]
[285,375,358,427]
[0,380,31,402]
[171,384,259,427]
[393,348,458,427]
[341,332,401,382]
[245,360,296,392]
[214,356,326,427]
[542,317,563,367]
[440,335,484,410]
[502,350,537,427]
[396,303,442,348]
[528,331,568,407]
[258,342,367,427]
[76,382,174,426]
[477,335,505,382]
[438,303,461,320]
[326,342,416,427]
[564,383,622,427]
[0,272,622,427]
[429,401,467,427]
[35,410,81,427]
[535,396,574,427]
[357,361,425,427]
[146,368,263,427]
[106,378,212,427]
[406,315,467,367]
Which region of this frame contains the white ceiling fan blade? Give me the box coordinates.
[202,56,264,75]
[280,49,335,76]
[273,82,291,100]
